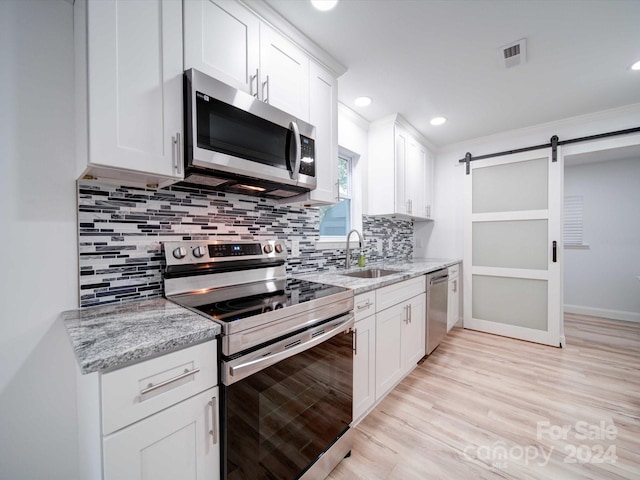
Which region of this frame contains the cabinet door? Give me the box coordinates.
[448,272,460,331]
[407,140,427,218]
[424,148,435,219]
[184,0,259,95]
[88,0,183,179]
[353,315,376,422]
[260,25,310,120]
[402,294,426,372]
[375,304,403,400]
[307,61,338,204]
[394,126,409,215]
[103,387,220,480]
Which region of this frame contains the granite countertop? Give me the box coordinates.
[63,258,459,374]
[63,298,220,375]
[295,258,460,295]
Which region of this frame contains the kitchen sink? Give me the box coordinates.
[341,268,400,279]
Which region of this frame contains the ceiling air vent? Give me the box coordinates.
[498,38,527,68]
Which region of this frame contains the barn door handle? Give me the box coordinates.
[552,241,557,263]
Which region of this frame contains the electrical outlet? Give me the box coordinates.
[291,239,300,257]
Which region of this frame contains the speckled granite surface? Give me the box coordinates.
[63,298,220,374]
[295,258,460,295]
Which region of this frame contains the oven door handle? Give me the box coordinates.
[226,314,354,385]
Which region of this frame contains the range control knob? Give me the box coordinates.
[172,247,187,259]
[193,246,207,258]
[263,244,273,254]
[274,243,284,254]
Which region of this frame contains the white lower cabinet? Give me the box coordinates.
[353,290,376,422]
[77,340,219,480]
[104,387,219,480]
[352,277,426,423]
[375,293,425,399]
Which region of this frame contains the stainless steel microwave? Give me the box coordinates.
[182,68,317,199]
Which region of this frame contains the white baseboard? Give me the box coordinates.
[564,305,640,323]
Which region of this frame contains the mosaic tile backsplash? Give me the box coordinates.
[78,182,414,307]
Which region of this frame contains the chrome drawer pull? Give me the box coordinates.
[139,367,200,398]
[357,301,372,310]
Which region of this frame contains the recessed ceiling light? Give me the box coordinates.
[430,117,447,126]
[311,0,338,11]
[354,96,372,107]
[631,60,640,71]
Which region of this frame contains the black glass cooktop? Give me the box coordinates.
[181,278,348,324]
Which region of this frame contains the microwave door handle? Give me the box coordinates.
[289,121,301,181]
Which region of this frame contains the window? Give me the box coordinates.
[564,195,588,248]
[319,153,352,236]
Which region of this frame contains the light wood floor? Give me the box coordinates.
[328,314,640,479]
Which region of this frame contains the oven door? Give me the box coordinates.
[221,314,354,480]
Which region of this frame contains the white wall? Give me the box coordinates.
[564,157,640,322]
[0,1,79,479]
[338,103,369,232]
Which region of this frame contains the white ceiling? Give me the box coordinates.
[263,0,640,148]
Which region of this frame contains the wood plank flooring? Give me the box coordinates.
[328,314,640,479]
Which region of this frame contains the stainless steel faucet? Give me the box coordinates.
[345,229,364,269]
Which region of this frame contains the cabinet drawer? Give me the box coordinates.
[102,340,217,435]
[354,291,376,321]
[376,276,425,312]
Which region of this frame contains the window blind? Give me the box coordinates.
[564,195,585,247]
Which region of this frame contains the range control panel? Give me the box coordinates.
[164,240,286,266]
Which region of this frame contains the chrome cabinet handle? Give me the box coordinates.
[262,74,270,103]
[409,304,412,323]
[357,301,372,311]
[209,396,218,445]
[139,367,200,398]
[250,68,259,98]
[453,279,457,293]
[172,133,182,175]
[353,328,358,355]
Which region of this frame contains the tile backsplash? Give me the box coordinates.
[78,182,414,307]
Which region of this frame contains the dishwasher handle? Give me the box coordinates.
[429,273,449,286]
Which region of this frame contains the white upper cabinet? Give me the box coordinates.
[259,25,310,121]
[406,137,428,218]
[306,62,339,205]
[367,114,434,221]
[75,0,184,187]
[184,0,310,120]
[183,0,342,205]
[183,0,259,95]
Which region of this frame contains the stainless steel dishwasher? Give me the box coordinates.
[426,269,449,355]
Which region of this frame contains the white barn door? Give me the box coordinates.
[463,149,562,346]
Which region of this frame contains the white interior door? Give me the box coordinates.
[463,149,562,346]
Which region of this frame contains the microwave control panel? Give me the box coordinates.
[299,136,316,177]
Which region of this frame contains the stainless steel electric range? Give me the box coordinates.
[163,239,355,480]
